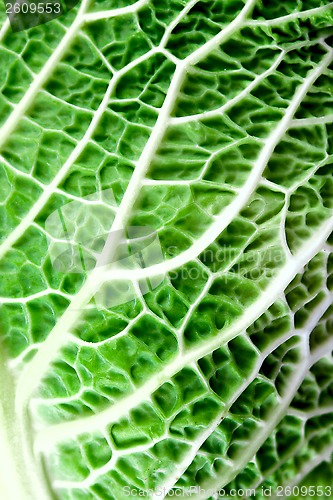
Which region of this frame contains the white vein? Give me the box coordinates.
[291,114,333,127]
[0,289,71,304]
[0,0,89,151]
[83,0,149,23]
[0,18,10,44]
[170,37,327,125]
[288,406,333,420]
[159,0,202,49]
[246,4,333,27]
[270,444,333,500]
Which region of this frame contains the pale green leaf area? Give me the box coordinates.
[0,0,333,499]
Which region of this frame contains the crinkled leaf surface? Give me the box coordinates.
[0,0,333,499]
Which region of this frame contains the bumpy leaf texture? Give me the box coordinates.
[0,0,333,499]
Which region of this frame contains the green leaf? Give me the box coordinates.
[0,1,333,499]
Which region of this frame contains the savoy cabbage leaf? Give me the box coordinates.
[0,0,333,499]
